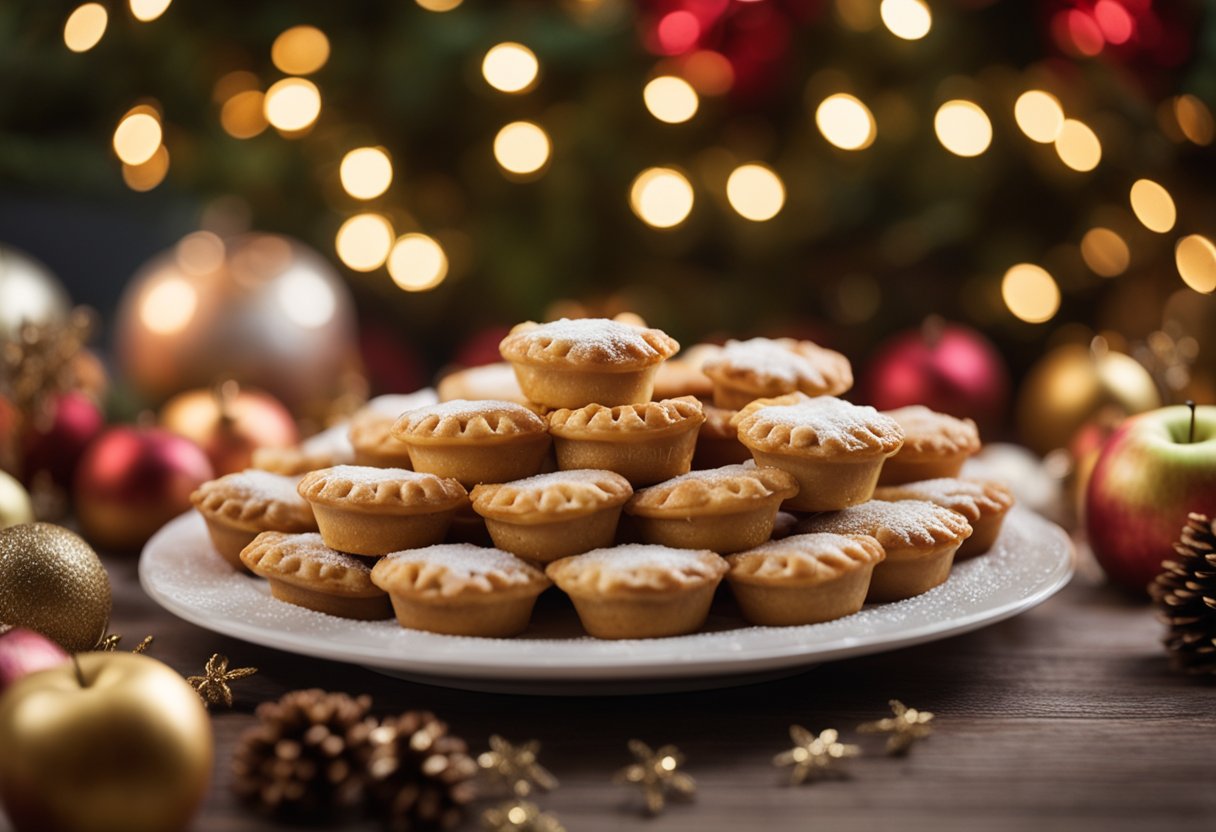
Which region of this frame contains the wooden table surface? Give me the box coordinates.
[5,539,1214,832]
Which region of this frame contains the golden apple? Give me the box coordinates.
[0,652,212,832]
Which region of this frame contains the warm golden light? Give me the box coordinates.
[643,76,699,124]
[482,43,539,94]
[388,234,449,292]
[1129,179,1176,233]
[271,26,330,76]
[815,93,876,150]
[113,110,163,166]
[1014,90,1065,143]
[726,164,785,222]
[221,90,268,139]
[493,121,551,176]
[416,0,463,10]
[1174,94,1214,146]
[264,78,322,132]
[934,100,992,157]
[122,145,170,192]
[1054,119,1101,171]
[630,167,695,229]
[142,277,197,335]
[880,0,931,40]
[1175,234,1216,293]
[1080,227,1129,277]
[1002,263,1060,324]
[278,267,337,327]
[64,4,107,53]
[129,0,172,22]
[176,231,226,275]
[335,214,394,272]
[213,70,259,103]
[339,147,393,200]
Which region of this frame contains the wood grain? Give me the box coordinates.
[3,546,1214,832]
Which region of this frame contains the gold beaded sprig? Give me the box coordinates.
[773,726,860,785]
[187,653,258,708]
[858,700,935,755]
[614,739,696,816]
[481,800,566,832]
[478,735,559,797]
[98,633,154,653]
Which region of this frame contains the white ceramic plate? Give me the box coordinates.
[140,507,1072,694]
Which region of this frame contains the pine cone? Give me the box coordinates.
[361,710,479,831]
[232,688,377,820]
[1149,512,1216,674]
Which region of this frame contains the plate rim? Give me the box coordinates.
[139,508,1073,681]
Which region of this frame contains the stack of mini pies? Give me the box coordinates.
[190,317,1014,640]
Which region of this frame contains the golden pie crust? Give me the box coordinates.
[192,470,317,572]
[349,414,414,469]
[873,478,1013,559]
[391,399,551,487]
[251,424,355,476]
[734,397,904,511]
[370,544,550,637]
[437,362,530,405]
[624,463,798,553]
[796,499,972,602]
[702,337,854,409]
[692,405,751,469]
[470,470,632,561]
[499,318,680,408]
[297,465,468,556]
[545,545,729,639]
[547,396,705,486]
[878,406,981,485]
[652,357,715,400]
[725,533,885,626]
[240,531,392,620]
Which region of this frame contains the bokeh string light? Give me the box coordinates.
[340,147,394,200]
[1080,228,1130,278]
[388,234,449,292]
[630,167,695,229]
[482,42,539,94]
[113,107,163,166]
[643,76,699,124]
[880,0,932,41]
[263,78,322,133]
[1014,90,1064,143]
[335,213,394,272]
[1054,119,1102,172]
[63,3,107,53]
[1002,264,1060,324]
[1129,179,1176,233]
[815,94,877,150]
[493,122,551,177]
[726,164,785,222]
[934,100,992,158]
[271,26,330,76]
[129,0,173,23]
[1175,235,1216,294]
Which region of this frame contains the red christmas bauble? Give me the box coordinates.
[0,628,68,695]
[74,426,214,551]
[862,320,1011,433]
[21,392,105,488]
[160,384,298,476]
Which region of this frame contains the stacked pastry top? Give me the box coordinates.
[191,317,1014,640]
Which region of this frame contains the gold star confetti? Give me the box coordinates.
[478,735,559,797]
[614,739,696,816]
[858,699,935,755]
[98,633,154,653]
[481,800,566,832]
[186,653,258,708]
[773,726,860,785]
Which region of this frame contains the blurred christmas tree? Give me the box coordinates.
[1,0,1214,389]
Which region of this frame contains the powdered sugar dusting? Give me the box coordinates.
[566,544,717,572]
[642,463,759,489]
[800,499,968,546]
[265,532,373,572]
[874,478,1011,518]
[524,318,666,362]
[217,470,306,504]
[714,338,809,383]
[496,469,622,490]
[751,398,897,449]
[302,423,356,457]
[364,390,440,418]
[407,399,532,420]
[322,465,434,484]
[383,544,532,576]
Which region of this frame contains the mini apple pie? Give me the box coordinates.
[498,317,680,408]
[797,499,972,602]
[252,423,356,476]
[240,532,392,620]
[692,405,752,469]
[548,396,706,486]
[437,362,531,406]
[702,337,853,409]
[873,478,1013,558]
[734,396,904,512]
[878,406,981,485]
[624,463,799,553]
[470,469,633,562]
[651,350,716,400]
[545,545,729,639]
[725,533,886,626]
[347,390,440,469]
[370,544,550,637]
[297,465,468,556]
[191,470,317,571]
[391,399,551,487]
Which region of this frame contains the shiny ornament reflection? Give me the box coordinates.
[0,245,71,340]
[160,383,297,475]
[115,233,360,414]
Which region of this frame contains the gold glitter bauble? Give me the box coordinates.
[0,470,34,530]
[0,523,111,651]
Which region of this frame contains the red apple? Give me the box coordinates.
[1085,403,1216,592]
[0,628,68,695]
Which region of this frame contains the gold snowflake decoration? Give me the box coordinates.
[858,699,935,755]
[481,800,566,832]
[773,726,860,785]
[614,739,696,816]
[478,735,559,797]
[186,653,258,708]
[98,633,153,653]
